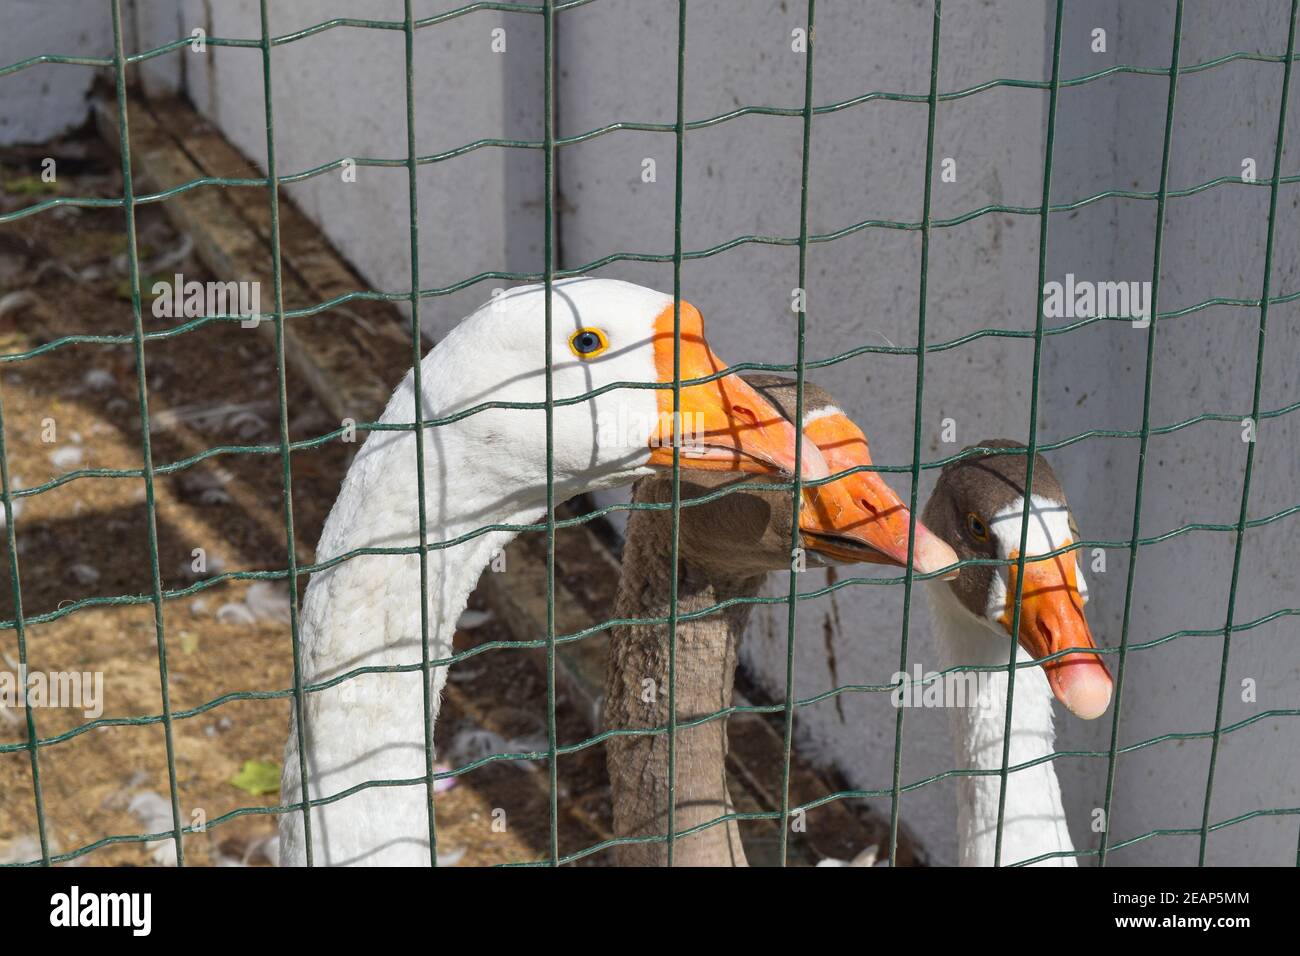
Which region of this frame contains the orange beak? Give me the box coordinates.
[796,412,958,578]
[645,302,828,481]
[998,548,1113,719]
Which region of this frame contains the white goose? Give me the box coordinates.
[279,277,826,866]
[918,441,1113,866]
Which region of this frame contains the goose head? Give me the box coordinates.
[629,375,958,578]
[425,278,828,504]
[920,440,1113,719]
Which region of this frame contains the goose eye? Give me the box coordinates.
[568,327,608,359]
[966,513,989,542]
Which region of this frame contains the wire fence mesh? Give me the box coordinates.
[0,0,1297,867]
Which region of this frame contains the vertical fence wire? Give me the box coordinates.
[664,0,689,867]
[542,0,560,866]
[991,0,1066,868]
[401,0,440,867]
[775,0,817,868]
[1197,0,1300,867]
[886,0,942,868]
[110,0,185,867]
[1098,0,1186,868]
[0,289,47,866]
[256,0,314,867]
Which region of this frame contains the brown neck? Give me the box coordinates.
[603,478,764,866]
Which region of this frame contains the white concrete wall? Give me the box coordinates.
[4,0,1295,865]
[0,0,112,145]
[84,0,547,333]
[559,0,1050,867]
[1042,0,1300,867]
[560,0,1299,866]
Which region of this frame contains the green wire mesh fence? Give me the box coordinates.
[0,0,1297,867]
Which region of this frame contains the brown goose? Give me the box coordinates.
[603,375,957,866]
[916,442,1112,865]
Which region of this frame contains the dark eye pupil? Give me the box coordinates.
[574,331,601,353]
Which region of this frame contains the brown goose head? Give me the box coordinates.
[921,440,1113,719]
[635,375,958,579]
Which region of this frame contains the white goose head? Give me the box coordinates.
[411,277,828,504]
[921,440,1113,719]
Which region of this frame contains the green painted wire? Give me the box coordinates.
[4,699,1295,865]
[2,3,1296,870]
[0,477,1293,640]
[3,584,1295,767]
[992,0,1065,868]
[664,0,689,867]
[1098,0,1186,868]
[0,0,602,82]
[401,0,441,868]
[6,153,1299,245]
[3,359,1298,519]
[0,19,1292,84]
[6,328,1299,474]
[1198,0,1300,868]
[542,0,560,867]
[15,776,1296,869]
[0,288,48,861]
[3,391,1297,518]
[11,704,1296,867]
[10,639,1292,767]
[256,0,314,866]
[886,0,942,868]
[776,0,817,869]
[110,0,186,868]
[507,802,1300,869]
[1,203,1298,358]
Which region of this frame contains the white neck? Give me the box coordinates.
[279,368,540,866]
[926,584,1076,867]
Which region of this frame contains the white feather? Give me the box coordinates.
[280,278,675,866]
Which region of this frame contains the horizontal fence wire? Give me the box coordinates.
[0,1,1296,866]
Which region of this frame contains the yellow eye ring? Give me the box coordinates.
[568,327,609,359]
[966,512,989,542]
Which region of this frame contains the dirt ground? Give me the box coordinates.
[0,128,614,867]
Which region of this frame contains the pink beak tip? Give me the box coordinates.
[1052,664,1114,720]
[913,526,959,579]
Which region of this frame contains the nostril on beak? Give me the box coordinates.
[1036,617,1053,649]
[729,404,758,426]
[858,497,880,518]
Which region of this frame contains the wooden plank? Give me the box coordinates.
[92,92,405,425]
